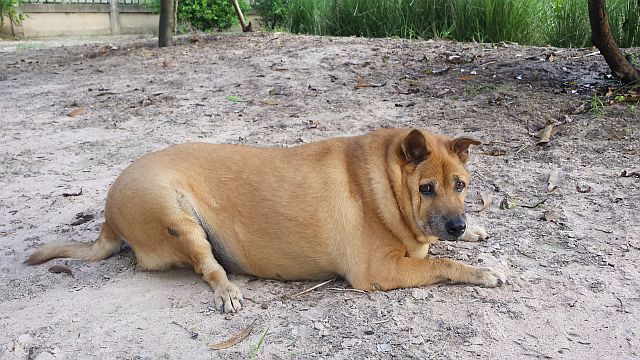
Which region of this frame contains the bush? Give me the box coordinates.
[0,0,25,27]
[178,0,250,31]
[255,0,289,29]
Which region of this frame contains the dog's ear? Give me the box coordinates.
[402,129,429,165]
[451,137,481,163]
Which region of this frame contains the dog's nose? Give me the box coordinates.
[445,217,466,237]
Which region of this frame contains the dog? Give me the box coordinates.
[27,128,506,313]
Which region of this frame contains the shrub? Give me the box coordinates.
[178,0,250,31]
[0,0,25,27]
[255,0,289,29]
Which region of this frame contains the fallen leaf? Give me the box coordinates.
[460,75,479,81]
[485,148,506,156]
[576,184,592,193]
[225,95,248,103]
[473,191,494,212]
[393,84,419,95]
[354,75,387,89]
[260,99,281,106]
[209,323,254,350]
[536,123,560,145]
[499,196,516,210]
[62,188,83,197]
[70,213,94,226]
[543,210,561,222]
[548,169,566,192]
[572,103,587,114]
[48,265,74,277]
[423,67,450,75]
[67,107,86,117]
[162,58,178,68]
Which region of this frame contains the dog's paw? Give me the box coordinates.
[213,281,244,313]
[459,225,488,242]
[474,267,506,288]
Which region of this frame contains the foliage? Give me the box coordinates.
[178,0,250,31]
[0,0,25,27]
[257,0,640,48]
[254,0,289,29]
[144,0,160,14]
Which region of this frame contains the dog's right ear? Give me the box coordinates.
[401,129,429,165]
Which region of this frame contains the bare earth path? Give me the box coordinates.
[1,33,639,359]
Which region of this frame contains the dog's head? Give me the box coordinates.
[400,129,480,241]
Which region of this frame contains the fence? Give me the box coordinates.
[1,0,158,38]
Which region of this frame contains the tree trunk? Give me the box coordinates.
[588,0,640,84]
[230,0,252,32]
[159,0,175,47]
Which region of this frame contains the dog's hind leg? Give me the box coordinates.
[166,216,243,313]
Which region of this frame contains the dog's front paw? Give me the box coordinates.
[474,267,506,288]
[459,225,488,242]
[213,281,244,313]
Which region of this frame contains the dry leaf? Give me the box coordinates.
[473,191,494,212]
[459,75,479,81]
[485,148,506,156]
[67,107,86,117]
[543,210,561,222]
[354,75,387,89]
[548,169,566,192]
[209,323,254,350]
[48,265,73,277]
[163,58,178,68]
[260,99,281,106]
[499,196,516,210]
[393,84,420,95]
[536,124,556,145]
[576,184,592,193]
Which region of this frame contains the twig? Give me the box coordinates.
[171,321,198,340]
[327,287,373,300]
[290,278,335,297]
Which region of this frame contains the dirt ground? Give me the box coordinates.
[1,32,639,359]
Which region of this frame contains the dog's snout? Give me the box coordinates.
[445,217,466,237]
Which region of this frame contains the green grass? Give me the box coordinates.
[267,0,640,47]
[15,42,46,50]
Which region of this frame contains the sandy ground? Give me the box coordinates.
[1,32,639,359]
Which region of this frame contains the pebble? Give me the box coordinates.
[34,352,56,360]
[376,343,392,352]
[468,336,484,345]
[411,288,433,301]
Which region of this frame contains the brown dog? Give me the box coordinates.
[27,128,506,313]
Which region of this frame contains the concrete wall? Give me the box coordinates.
[1,4,158,38]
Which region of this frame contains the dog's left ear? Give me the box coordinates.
[451,137,481,163]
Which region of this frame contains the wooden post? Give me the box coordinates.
[109,0,121,35]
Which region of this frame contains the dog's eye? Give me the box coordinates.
[419,183,434,195]
[455,180,466,192]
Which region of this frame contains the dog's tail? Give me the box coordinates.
[26,222,123,265]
